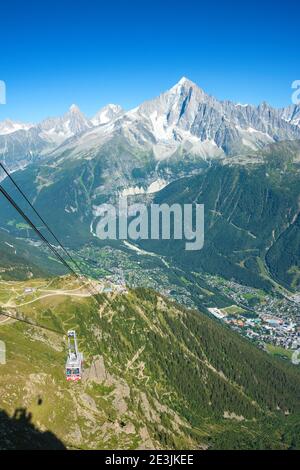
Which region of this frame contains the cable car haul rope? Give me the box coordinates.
[0,161,100,381]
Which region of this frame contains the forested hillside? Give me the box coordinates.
[138,158,300,291]
[1,278,300,449]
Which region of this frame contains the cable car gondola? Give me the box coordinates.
[65,330,83,381]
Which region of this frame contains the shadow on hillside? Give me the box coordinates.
[0,407,66,450]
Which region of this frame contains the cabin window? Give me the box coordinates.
[66,369,72,376]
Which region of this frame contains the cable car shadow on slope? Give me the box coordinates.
[0,407,66,450]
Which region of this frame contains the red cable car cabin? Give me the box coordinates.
[66,330,83,381]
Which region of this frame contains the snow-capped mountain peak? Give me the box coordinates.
[0,118,33,135]
[69,103,81,113]
[171,76,199,91]
[91,104,124,126]
[103,77,300,159]
[178,76,192,85]
[37,105,92,144]
[63,104,92,135]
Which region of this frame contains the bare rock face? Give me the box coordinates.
[83,356,107,383]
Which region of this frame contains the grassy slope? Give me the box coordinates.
[1,276,300,450]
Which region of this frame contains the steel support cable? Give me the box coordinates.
[0,184,101,306]
[0,162,86,276]
[0,164,125,300]
[0,170,100,305]
[0,183,80,277]
[0,163,101,299]
[0,309,64,334]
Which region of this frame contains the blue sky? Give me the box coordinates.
[0,0,299,122]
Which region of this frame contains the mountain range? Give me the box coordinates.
[1,77,300,171]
